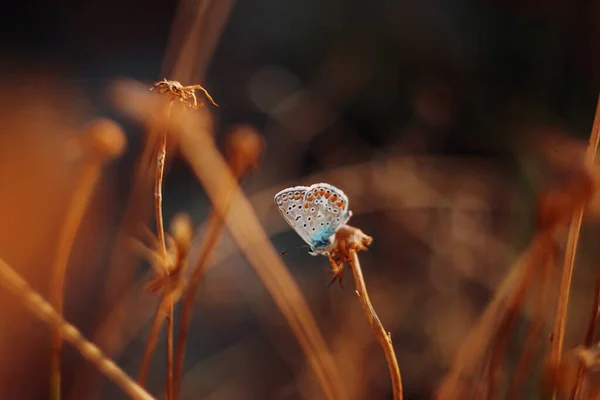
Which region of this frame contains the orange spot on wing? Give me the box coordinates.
[324,192,330,198]
[331,194,338,202]
[295,193,302,199]
[337,201,344,207]
[304,202,309,208]
[319,188,325,196]
[307,195,313,202]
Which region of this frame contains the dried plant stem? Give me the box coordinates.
[551,94,600,399]
[138,295,170,385]
[155,102,173,260]
[507,247,554,399]
[50,161,102,400]
[166,297,174,400]
[0,257,154,400]
[572,260,600,399]
[485,238,550,400]
[348,250,403,400]
[173,213,224,398]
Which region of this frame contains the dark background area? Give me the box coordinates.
[2,0,600,399]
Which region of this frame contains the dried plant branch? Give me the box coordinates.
[331,225,403,400]
[142,80,216,398]
[437,233,550,399]
[166,299,174,400]
[113,80,347,400]
[173,126,264,399]
[507,244,555,399]
[136,214,192,389]
[551,94,600,399]
[572,260,600,399]
[138,295,171,386]
[0,256,154,400]
[485,253,536,400]
[50,119,126,400]
[154,103,172,261]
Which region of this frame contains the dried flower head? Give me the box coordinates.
[225,125,266,175]
[150,78,218,109]
[326,225,373,286]
[130,213,195,295]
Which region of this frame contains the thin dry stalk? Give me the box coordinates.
[572,260,600,399]
[507,243,556,399]
[172,213,222,399]
[50,119,126,400]
[173,127,264,399]
[0,257,154,400]
[347,248,403,400]
[138,295,171,385]
[166,298,174,400]
[113,83,346,399]
[155,103,172,260]
[484,234,558,399]
[551,94,600,399]
[437,234,549,399]
[485,255,536,400]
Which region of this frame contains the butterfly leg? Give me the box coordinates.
[327,253,344,288]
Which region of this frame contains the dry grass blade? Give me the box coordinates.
[50,119,126,400]
[112,79,347,400]
[0,256,154,400]
[551,94,600,399]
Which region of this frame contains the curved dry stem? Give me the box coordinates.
[348,250,403,400]
[551,94,600,400]
[0,257,154,400]
[50,161,102,400]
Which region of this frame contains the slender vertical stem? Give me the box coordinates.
[50,161,101,400]
[155,102,173,261]
[138,295,170,385]
[173,213,223,399]
[551,94,600,400]
[348,250,403,400]
[166,297,174,400]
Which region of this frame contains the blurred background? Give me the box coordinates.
[1,0,600,399]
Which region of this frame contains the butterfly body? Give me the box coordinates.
[274,183,352,255]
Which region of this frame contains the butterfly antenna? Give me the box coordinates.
[280,244,310,256]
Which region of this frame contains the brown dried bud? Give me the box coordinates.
[86,118,127,161]
[331,224,373,260]
[225,124,265,176]
[170,213,193,250]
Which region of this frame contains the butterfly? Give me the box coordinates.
[274,183,353,256]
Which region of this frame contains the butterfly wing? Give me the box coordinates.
[274,186,313,246]
[303,183,352,244]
